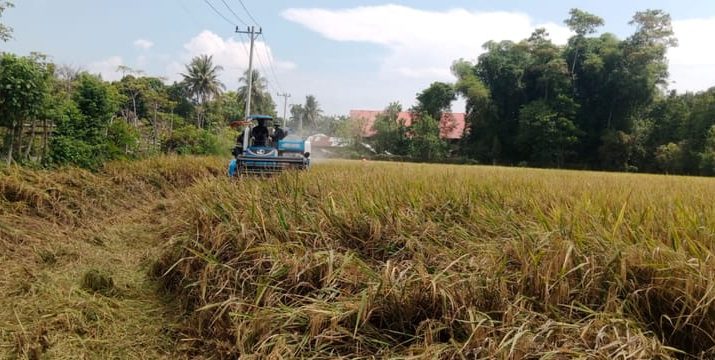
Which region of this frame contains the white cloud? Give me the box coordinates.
[667,17,715,93]
[165,30,296,89]
[282,5,572,80]
[87,56,123,81]
[134,39,154,50]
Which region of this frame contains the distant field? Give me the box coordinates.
[155,160,715,359]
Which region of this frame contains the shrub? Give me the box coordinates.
[162,126,233,156]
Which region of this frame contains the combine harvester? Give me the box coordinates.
[228,115,311,176]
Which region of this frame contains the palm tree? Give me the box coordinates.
[303,95,322,131]
[289,104,304,132]
[181,54,224,128]
[237,69,272,116]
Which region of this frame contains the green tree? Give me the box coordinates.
[564,8,604,37]
[655,142,684,174]
[451,59,491,159]
[289,104,304,132]
[315,115,349,136]
[371,102,409,155]
[167,82,194,121]
[0,53,49,165]
[303,95,322,132]
[517,98,580,167]
[288,96,323,134]
[699,126,715,175]
[414,82,456,120]
[115,73,149,126]
[470,40,533,163]
[161,125,229,155]
[409,113,448,161]
[0,0,13,42]
[49,73,122,168]
[564,9,604,81]
[181,55,224,128]
[237,69,275,117]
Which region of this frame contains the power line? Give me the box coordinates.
[234,32,251,60]
[231,1,283,91]
[218,0,249,27]
[229,1,288,110]
[254,43,281,94]
[235,0,261,26]
[202,0,237,26]
[259,33,285,93]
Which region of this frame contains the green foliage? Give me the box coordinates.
[699,126,715,175]
[564,8,604,36]
[0,53,50,164]
[371,102,410,155]
[49,135,103,169]
[287,95,324,135]
[0,0,13,42]
[207,91,243,126]
[107,120,140,158]
[70,73,120,138]
[162,126,231,156]
[450,8,685,172]
[414,82,456,120]
[181,55,225,128]
[0,53,49,128]
[408,114,448,161]
[49,73,122,169]
[517,98,579,167]
[655,142,684,173]
[237,69,276,117]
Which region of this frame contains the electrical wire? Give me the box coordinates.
[227,0,288,96]
[202,0,237,27]
[218,0,249,27]
[235,0,261,26]
[259,33,286,92]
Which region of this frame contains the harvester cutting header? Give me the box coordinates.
[228,115,311,176]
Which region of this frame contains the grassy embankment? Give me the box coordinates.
[155,161,715,359]
[0,156,224,359]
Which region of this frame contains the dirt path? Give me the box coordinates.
[1,196,185,359]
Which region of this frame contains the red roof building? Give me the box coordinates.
[349,110,466,140]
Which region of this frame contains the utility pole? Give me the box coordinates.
[236,26,262,150]
[277,92,291,127]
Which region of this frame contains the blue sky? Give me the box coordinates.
[4,0,715,114]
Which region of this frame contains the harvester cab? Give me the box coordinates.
[228,115,311,176]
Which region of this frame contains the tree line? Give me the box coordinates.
[0,1,349,168]
[370,8,715,176]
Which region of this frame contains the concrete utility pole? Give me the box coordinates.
[236,26,262,150]
[277,92,291,127]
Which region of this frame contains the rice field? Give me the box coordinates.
[154,160,715,359]
[0,156,224,359]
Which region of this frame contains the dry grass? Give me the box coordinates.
[0,156,224,359]
[154,161,715,359]
[3,157,715,359]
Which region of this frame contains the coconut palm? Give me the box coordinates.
[237,69,274,116]
[303,95,322,130]
[181,54,224,128]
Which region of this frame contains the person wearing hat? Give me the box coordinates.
[251,118,270,147]
[271,123,287,145]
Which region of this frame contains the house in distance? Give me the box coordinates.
[349,110,466,141]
